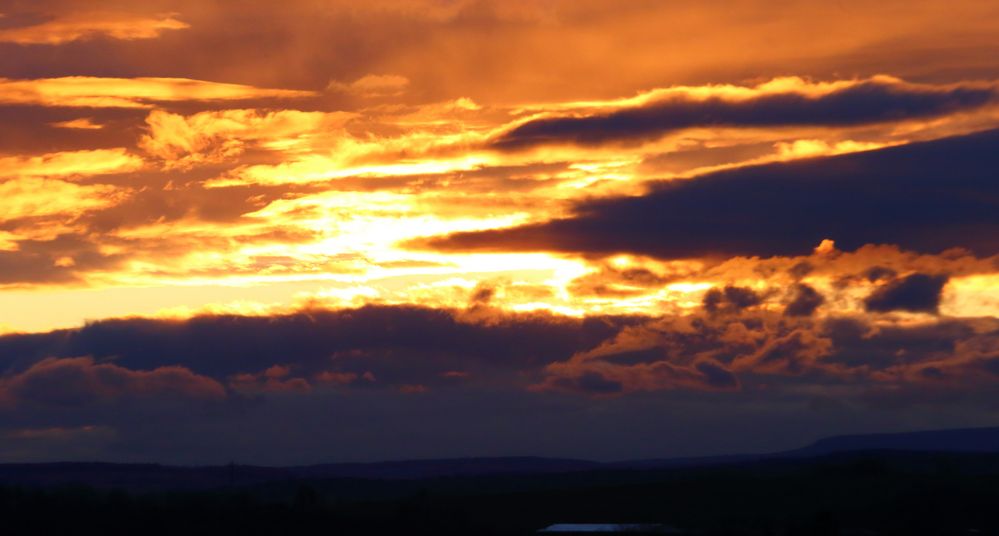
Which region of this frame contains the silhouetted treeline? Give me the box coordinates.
[4,451,999,535]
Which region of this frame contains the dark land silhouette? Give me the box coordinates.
[4,426,999,535]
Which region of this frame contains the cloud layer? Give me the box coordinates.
[493,77,997,150]
[1,304,997,462]
[431,129,999,258]
[1,0,998,464]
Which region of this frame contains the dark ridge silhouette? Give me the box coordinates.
[782,425,999,457]
[293,456,602,480]
[0,457,601,491]
[6,450,999,535]
[3,426,999,491]
[611,425,999,470]
[0,462,292,492]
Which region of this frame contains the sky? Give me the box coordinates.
[1,0,999,465]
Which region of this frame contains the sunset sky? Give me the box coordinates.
[2,0,999,464]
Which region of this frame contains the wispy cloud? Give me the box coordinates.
[0,77,315,108]
[0,12,188,45]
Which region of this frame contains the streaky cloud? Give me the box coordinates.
[0,77,316,108]
[492,77,998,150]
[0,12,189,45]
[431,128,999,259]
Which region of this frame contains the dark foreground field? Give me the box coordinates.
[4,450,999,536]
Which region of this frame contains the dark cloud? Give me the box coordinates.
[0,305,628,383]
[819,316,970,370]
[0,357,224,409]
[572,371,625,394]
[865,266,898,282]
[694,360,739,389]
[0,305,998,463]
[5,305,994,402]
[468,282,496,306]
[919,366,947,380]
[536,357,740,396]
[492,78,996,150]
[785,284,825,317]
[533,308,999,397]
[735,329,828,375]
[428,128,999,258]
[703,285,762,313]
[788,261,814,279]
[864,273,949,313]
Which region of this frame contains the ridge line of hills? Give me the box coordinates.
[2,425,999,490]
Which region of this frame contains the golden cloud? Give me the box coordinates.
[0,148,143,180]
[0,178,127,222]
[0,77,316,108]
[0,11,189,45]
[139,109,355,169]
[50,118,103,130]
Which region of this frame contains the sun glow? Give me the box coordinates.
[0,69,997,333]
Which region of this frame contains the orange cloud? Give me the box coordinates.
[0,357,224,409]
[0,148,142,180]
[139,109,355,169]
[229,365,312,395]
[0,70,995,334]
[50,118,103,130]
[0,149,138,225]
[0,77,316,108]
[0,177,127,222]
[327,74,411,97]
[0,11,189,45]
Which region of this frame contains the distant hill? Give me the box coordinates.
[616,425,999,470]
[290,456,601,480]
[2,426,999,490]
[781,426,999,457]
[9,449,999,535]
[0,457,600,491]
[0,462,290,491]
